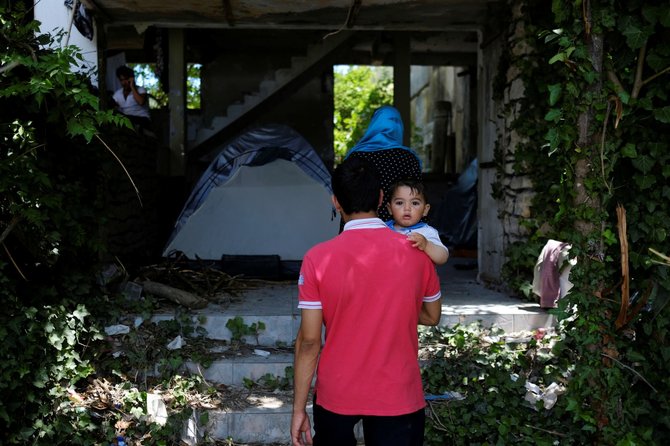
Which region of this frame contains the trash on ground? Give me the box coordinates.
[146,393,168,426]
[167,335,183,350]
[425,391,465,401]
[253,349,271,357]
[524,381,565,410]
[104,324,130,336]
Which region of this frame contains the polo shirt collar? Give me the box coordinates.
[343,218,386,231]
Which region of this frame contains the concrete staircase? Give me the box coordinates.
[150,259,554,444]
[190,31,354,153]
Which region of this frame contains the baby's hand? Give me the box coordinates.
[407,233,427,251]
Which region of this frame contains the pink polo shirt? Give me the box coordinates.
[298,218,441,415]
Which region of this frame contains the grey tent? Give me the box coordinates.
[163,124,338,277]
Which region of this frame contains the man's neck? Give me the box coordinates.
[341,211,378,223]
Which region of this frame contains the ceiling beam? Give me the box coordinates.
[221,0,235,27]
[345,0,362,28]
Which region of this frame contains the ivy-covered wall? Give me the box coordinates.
[495,0,670,442]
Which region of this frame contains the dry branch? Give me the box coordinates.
[138,280,209,309]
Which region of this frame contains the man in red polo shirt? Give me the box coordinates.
[291,157,442,446]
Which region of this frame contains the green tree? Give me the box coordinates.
[131,63,201,109]
[333,65,393,163]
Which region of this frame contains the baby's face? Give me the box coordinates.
[387,185,430,228]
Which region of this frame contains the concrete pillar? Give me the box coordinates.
[431,101,451,174]
[393,33,411,147]
[168,28,186,176]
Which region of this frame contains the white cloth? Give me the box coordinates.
[112,86,150,119]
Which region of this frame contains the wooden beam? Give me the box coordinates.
[345,0,362,28]
[221,0,235,27]
[168,28,186,176]
[393,33,411,147]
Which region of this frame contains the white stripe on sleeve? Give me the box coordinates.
[298,301,323,310]
[422,291,441,303]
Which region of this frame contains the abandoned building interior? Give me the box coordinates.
[40,1,515,283]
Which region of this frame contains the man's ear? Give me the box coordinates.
[378,189,384,208]
[332,195,343,213]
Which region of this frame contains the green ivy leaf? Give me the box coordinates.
[660,6,670,27]
[653,106,670,123]
[618,89,630,105]
[632,155,654,173]
[545,128,560,148]
[72,306,89,322]
[621,143,637,158]
[622,23,652,50]
[548,84,562,105]
[634,174,656,189]
[548,52,566,64]
[544,108,562,122]
[641,5,659,25]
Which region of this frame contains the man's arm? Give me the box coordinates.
[129,77,147,106]
[291,309,322,445]
[419,298,442,326]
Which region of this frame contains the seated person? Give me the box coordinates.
[112,65,151,129]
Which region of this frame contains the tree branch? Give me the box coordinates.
[601,353,657,393]
[642,65,670,87]
[94,134,143,207]
[631,42,647,99]
[2,243,27,281]
[0,60,21,75]
[0,215,22,245]
[606,70,627,97]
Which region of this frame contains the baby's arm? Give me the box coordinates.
[407,233,449,265]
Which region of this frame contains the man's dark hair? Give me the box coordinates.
[116,65,135,79]
[332,157,381,215]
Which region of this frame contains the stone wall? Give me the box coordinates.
[495,0,535,253]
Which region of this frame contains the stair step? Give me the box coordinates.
[185,351,294,386]
[259,79,277,96]
[274,67,294,84]
[190,31,356,153]
[226,102,247,117]
[151,282,300,346]
[135,265,554,445]
[198,388,362,444]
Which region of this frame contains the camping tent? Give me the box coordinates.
[163,124,339,276]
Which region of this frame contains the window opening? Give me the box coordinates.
[129,63,201,110]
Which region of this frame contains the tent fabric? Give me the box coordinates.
[164,124,338,261]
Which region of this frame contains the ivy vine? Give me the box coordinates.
[499,0,670,443]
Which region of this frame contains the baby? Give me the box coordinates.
[386,179,449,265]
